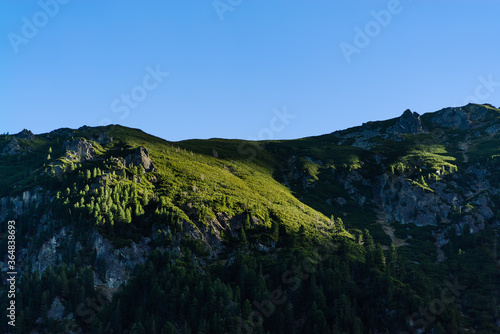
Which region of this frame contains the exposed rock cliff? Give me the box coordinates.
[16,129,35,140]
[63,138,97,161]
[125,146,156,172]
[392,109,426,134]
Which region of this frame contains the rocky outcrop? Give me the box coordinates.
[464,103,490,122]
[333,109,427,149]
[430,107,471,129]
[49,128,75,139]
[96,132,112,145]
[125,146,156,172]
[429,104,492,130]
[379,174,451,226]
[31,228,67,274]
[15,129,34,140]
[393,109,426,134]
[1,129,36,156]
[28,226,150,289]
[64,138,96,161]
[92,229,151,289]
[0,187,45,221]
[1,137,23,155]
[377,166,495,229]
[337,128,383,150]
[48,297,66,321]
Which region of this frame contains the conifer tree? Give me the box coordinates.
[240,228,248,245]
[244,214,251,230]
[271,220,279,242]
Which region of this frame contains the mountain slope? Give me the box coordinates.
[1,103,499,333]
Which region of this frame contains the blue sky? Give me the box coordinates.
[1,1,500,141]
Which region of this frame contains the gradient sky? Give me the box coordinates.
[1,1,500,141]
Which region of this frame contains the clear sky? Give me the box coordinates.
[1,1,500,141]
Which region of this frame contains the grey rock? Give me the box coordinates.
[125,146,156,172]
[0,187,44,221]
[50,128,75,139]
[338,128,382,150]
[431,107,471,129]
[64,138,96,161]
[336,197,347,205]
[96,132,112,145]
[485,124,500,134]
[379,174,451,226]
[93,229,150,289]
[31,228,68,274]
[15,129,34,140]
[48,297,65,321]
[393,109,426,134]
[1,137,23,155]
[256,244,270,253]
[465,103,489,122]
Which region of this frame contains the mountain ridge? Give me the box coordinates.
[1,103,499,333]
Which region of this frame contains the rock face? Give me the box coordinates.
[333,109,427,149]
[393,109,426,134]
[0,187,44,221]
[1,129,35,155]
[31,228,67,274]
[1,137,23,155]
[48,297,66,321]
[64,138,96,161]
[336,127,383,150]
[429,104,493,130]
[49,128,75,139]
[466,103,490,121]
[125,146,156,172]
[27,225,151,289]
[92,229,151,289]
[431,107,471,129]
[96,132,112,145]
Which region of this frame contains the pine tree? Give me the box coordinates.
[61,271,69,298]
[142,190,149,206]
[83,267,95,296]
[129,323,146,334]
[240,228,248,245]
[183,321,192,334]
[125,208,132,224]
[162,322,177,334]
[135,203,145,217]
[271,220,279,243]
[374,244,386,271]
[118,206,127,225]
[363,229,374,246]
[106,211,114,226]
[40,290,50,322]
[244,214,251,230]
[387,243,397,275]
[335,217,345,232]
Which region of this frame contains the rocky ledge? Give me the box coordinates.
[125,146,156,172]
[63,138,97,161]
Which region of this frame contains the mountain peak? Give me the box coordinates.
[394,109,426,134]
[15,128,34,140]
